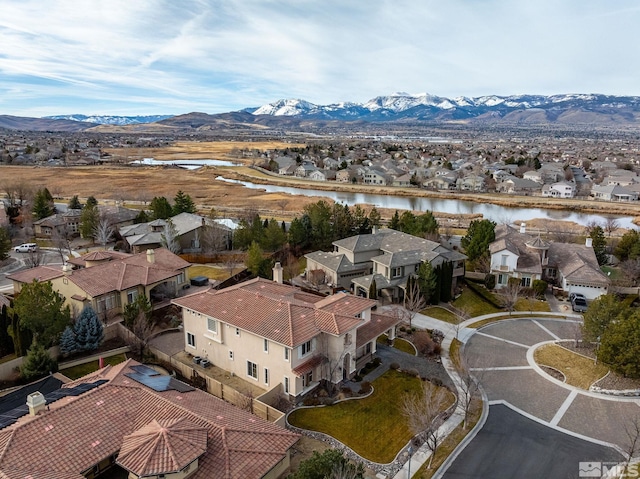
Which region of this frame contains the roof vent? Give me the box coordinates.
[26,392,46,416]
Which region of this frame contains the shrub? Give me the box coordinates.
[353,374,362,382]
[359,381,372,394]
[465,279,503,309]
[433,343,442,356]
[532,279,547,298]
[406,368,419,377]
[484,273,496,290]
[399,326,406,333]
[413,330,436,356]
[373,357,382,366]
[390,362,400,370]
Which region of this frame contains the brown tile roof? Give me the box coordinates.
[6,265,64,284]
[0,359,298,479]
[117,418,208,476]
[356,313,404,348]
[0,295,9,309]
[173,278,366,347]
[292,355,326,377]
[68,250,132,267]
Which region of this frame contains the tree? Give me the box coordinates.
[74,305,104,352]
[262,218,287,252]
[20,340,57,380]
[23,248,45,268]
[498,278,522,315]
[161,219,181,253]
[93,216,114,249]
[0,304,14,357]
[417,262,438,304]
[589,226,608,266]
[288,216,310,253]
[404,275,426,328]
[79,204,99,240]
[173,190,197,215]
[59,325,79,356]
[149,196,173,220]
[368,278,378,300]
[68,195,82,210]
[85,196,98,209]
[289,449,364,479]
[12,280,71,347]
[51,225,73,264]
[388,210,400,230]
[31,187,54,220]
[614,229,640,262]
[401,381,450,469]
[0,227,11,261]
[202,224,229,254]
[603,217,620,237]
[582,294,624,342]
[461,219,496,263]
[246,241,272,278]
[456,351,483,429]
[368,206,382,228]
[598,309,640,378]
[134,209,150,224]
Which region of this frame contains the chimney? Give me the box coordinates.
[273,262,283,284]
[62,263,73,275]
[520,223,526,234]
[27,392,46,416]
[372,225,379,235]
[586,237,593,248]
[146,249,155,264]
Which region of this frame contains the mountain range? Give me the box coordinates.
[2,92,640,132]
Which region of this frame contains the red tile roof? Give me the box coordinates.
[0,360,298,479]
[356,313,403,348]
[173,278,369,347]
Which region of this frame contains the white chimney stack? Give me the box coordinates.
[273,262,283,284]
[62,263,73,276]
[520,223,526,234]
[27,392,46,416]
[146,249,155,263]
[586,237,593,248]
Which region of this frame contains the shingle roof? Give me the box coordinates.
[0,360,298,479]
[172,278,374,347]
[548,243,609,285]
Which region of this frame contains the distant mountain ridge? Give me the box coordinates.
[2,91,640,132]
[44,114,172,125]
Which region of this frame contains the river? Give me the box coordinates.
[215,176,636,229]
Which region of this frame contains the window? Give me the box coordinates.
[247,361,258,380]
[264,368,269,385]
[207,317,217,333]
[498,274,505,285]
[284,348,290,361]
[229,350,234,360]
[263,339,269,353]
[301,340,312,356]
[501,255,508,266]
[187,333,195,348]
[127,289,138,304]
[521,277,531,287]
[177,272,186,284]
[391,267,402,278]
[284,376,290,394]
[302,371,313,387]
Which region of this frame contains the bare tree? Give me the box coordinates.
[126,309,155,357]
[498,279,522,315]
[161,219,180,253]
[584,220,601,236]
[276,198,289,215]
[622,416,640,474]
[283,252,300,281]
[401,381,450,469]
[317,333,346,395]
[23,248,45,268]
[202,224,228,255]
[456,351,483,429]
[604,217,620,237]
[51,225,73,264]
[620,259,640,286]
[550,224,574,244]
[93,216,114,249]
[404,276,426,329]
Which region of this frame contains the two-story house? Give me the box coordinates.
[542,181,576,198]
[305,229,466,303]
[489,223,609,299]
[172,268,400,400]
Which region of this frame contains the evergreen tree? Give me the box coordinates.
[74,306,103,352]
[134,209,150,224]
[149,196,173,220]
[599,309,640,378]
[288,217,310,253]
[59,325,78,356]
[461,219,496,262]
[8,309,31,357]
[123,294,152,329]
[589,226,608,266]
[369,279,378,300]
[246,241,272,278]
[418,262,438,304]
[68,195,82,210]
[614,229,640,261]
[20,340,57,381]
[172,190,197,215]
[0,227,11,261]
[368,207,382,228]
[432,264,442,304]
[262,219,287,252]
[79,204,99,239]
[389,210,400,230]
[32,188,54,220]
[440,261,454,302]
[0,305,14,357]
[85,196,98,208]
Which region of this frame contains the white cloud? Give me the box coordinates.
[0,0,639,115]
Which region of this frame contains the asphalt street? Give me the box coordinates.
[443,404,623,479]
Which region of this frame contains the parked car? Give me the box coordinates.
[571,296,588,313]
[569,292,586,302]
[14,243,37,253]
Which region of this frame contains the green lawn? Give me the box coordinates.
[60,354,127,380]
[514,297,551,312]
[421,306,458,324]
[288,369,450,463]
[393,338,417,355]
[452,287,501,317]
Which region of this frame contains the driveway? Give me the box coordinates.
[442,317,639,477]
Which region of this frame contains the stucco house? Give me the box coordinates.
[489,224,609,299]
[0,359,299,479]
[590,184,639,202]
[305,228,466,303]
[7,248,190,318]
[33,209,82,238]
[542,181,576,198]
[173,269,400,399]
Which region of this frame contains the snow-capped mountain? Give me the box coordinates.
[251,92,640,122]
[44,114,172,125]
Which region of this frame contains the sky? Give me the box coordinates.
[1,0,639,117]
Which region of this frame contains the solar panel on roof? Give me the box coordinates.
[124,372,194,393]
[131,364,160,376]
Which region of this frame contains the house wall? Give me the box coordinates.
[490,249,519,288]
[305,258,338,286]
[561,278,608,300]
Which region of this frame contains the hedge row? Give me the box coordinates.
[464,279,504,309]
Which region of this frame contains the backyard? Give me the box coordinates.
[287,369,455,464]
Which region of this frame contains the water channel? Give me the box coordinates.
[215,176,636,229]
